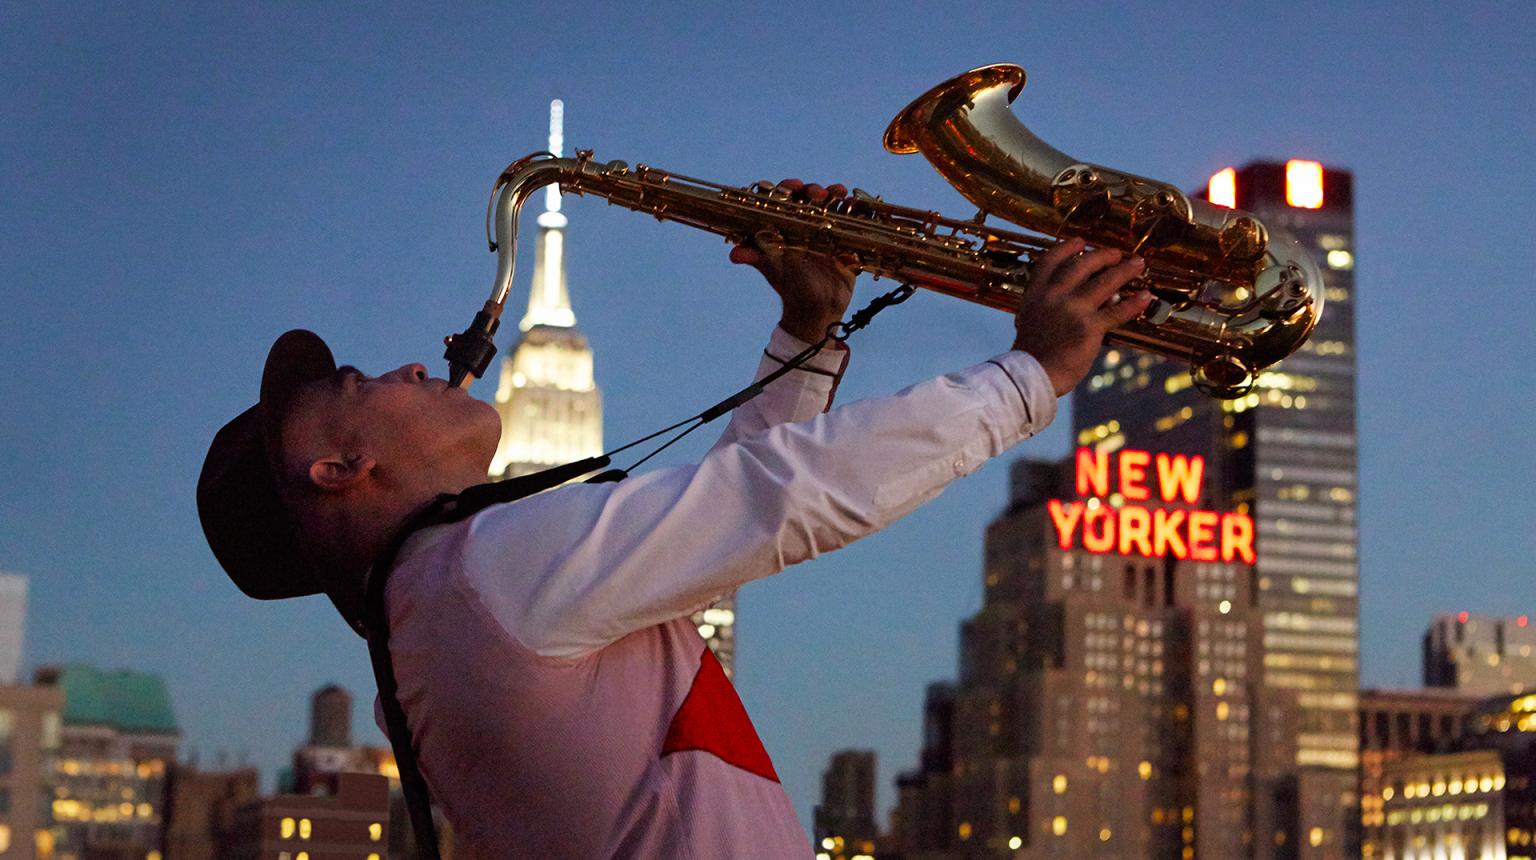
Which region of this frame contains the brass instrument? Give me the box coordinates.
[443,64,1321,398]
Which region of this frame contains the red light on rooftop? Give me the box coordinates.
[1458,611,1470,624]
[1285,159,1324,209]
[1520,616,1529,628]
[1208,167,1236,209]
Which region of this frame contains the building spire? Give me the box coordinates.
[521,98,576,331]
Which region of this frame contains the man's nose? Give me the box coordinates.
[383,363,428,383]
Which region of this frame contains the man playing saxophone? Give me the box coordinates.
[196,179,1151,858]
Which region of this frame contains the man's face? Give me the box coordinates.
[283,361,502,492]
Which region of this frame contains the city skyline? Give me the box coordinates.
[3,2,1532,836]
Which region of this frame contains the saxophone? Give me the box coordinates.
[443,64,1321,399]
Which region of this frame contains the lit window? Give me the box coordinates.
[1326,249,1354,270]
[370,822,383,841]
[1009,835,1023,850]
[1208,168,1236,208]
[0,824,10,854]
[1053,774,1068,794]
[299,818,312,839]
[1309,826,1325,846]
[280,817,295,839]
[959,821,973,840]
[1285,160,1324,209]
[1100,827,1112,842]
[1139,761,1153,780]
[1052,816,1068,836]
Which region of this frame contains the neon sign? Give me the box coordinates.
[1047,448,1255,564]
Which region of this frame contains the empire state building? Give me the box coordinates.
[488,100,604,481]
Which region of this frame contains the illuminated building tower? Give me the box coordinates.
[0,572,25,684]
[1073,160,1358,858]
[33,665,179,860]
[813,749,879,859]
[1357,688,1480,858]
[484,101,737,675]
[488,98,603,482]
[0,682,64,860]
[891,456,1264,858]
[1425,612,1536,696]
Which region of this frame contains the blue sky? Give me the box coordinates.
[3,1,1532,832]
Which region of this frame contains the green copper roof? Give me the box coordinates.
[46,665,179,734]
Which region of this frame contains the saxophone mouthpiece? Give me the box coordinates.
[442,301,503,389]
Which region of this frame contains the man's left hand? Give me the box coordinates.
[730,179,858,345]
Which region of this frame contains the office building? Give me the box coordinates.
[1425,613,1536,696]
[1073,159,1359,857]
[1375,693,1536,859]
[34,664,179,860]
[1358,688,1482,858]
[159,763,260,860]
[889,456,1264,858]
[0,682,65,860]
[223,772,390,860]
[0,574,25,685]
[889,682,956,856]
[814,749,879,859]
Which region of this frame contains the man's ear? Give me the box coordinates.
[307,453,376,493]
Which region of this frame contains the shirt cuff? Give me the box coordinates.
[766,326,850,377]
[978,351,1059,435]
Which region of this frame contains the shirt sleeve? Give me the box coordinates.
[707,326,850,453]
[456,350,1058,659]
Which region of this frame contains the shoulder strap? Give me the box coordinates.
[361,455,621,858]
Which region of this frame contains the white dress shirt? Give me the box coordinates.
[379,327,1057,858]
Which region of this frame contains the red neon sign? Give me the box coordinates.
[1050,448,1256,564]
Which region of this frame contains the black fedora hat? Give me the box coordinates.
[196,330,337,600]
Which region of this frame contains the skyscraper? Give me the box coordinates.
[0,572,26,684]
[484,100,737,673]
[813,749,879,859]
[1074,159,1359,857]
[488,99,603,483]
[1424,612,1536,696]
[890,456,1265,858]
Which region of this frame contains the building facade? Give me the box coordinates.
[0,574,26,686]
[889,456,1265,858]
[1073,159,1360,857]
[1358,688,1483,858]
[224,772,391,860]
[159,764,260,860]
[34,665,179,860]
[814,749,879,859]
[1373,693,1536,859]
[0,683,64,860]
[1425,613,1536,697]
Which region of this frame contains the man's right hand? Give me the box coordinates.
[1012,237,1153,396]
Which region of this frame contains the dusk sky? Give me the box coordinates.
[3,1,1533,833]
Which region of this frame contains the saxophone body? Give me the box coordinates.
[447,64,1321,398]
